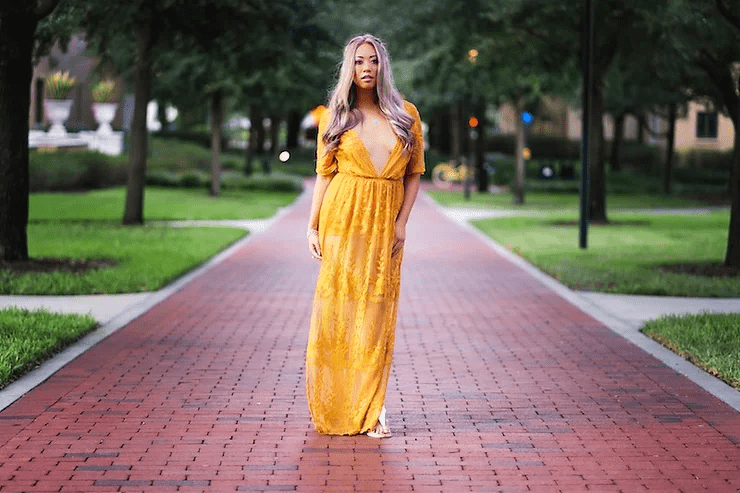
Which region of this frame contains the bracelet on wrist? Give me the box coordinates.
[307,228,319,239]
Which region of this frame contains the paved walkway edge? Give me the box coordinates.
[0,197,301,413]
[427,193,740,413]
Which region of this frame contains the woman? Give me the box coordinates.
[305,34,425,438]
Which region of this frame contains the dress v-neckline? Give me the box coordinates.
[349,127,401,176]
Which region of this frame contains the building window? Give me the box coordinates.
[696,111,718,139]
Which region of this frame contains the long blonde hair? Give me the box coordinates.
[323,34,414,154]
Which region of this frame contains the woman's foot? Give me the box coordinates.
[367,406,391,438]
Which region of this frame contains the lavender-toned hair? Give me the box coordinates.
[322,34,414,155]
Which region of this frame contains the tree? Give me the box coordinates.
[602,49,696,194]
[711,0,740,267]
[67,0,304,221]
[373,0,499,193]
[476,6,573,205]
[503,0,675,222]
[669,0,740,267]
[0,1,61,261]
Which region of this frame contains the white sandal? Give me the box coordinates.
[366,406,392,438]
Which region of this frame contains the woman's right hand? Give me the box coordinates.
[308,229,322,260]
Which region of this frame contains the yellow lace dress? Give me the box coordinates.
[306,101,425,435]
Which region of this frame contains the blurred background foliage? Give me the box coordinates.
[29,0,739,199]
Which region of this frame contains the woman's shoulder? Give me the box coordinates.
[317,106,331,127]
[402,100,420,119]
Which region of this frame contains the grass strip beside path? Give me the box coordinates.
[1,225,247,295]
[5,185,303,295]
[472,211,738,297]
[642,313,740,389]
[427,189,712,211]
[0,308,98,389]
[30,187,300,222]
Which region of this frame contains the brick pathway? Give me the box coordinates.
[1,188,739,493]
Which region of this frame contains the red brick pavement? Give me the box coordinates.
[1,189,739,493]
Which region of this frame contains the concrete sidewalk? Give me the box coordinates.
[1,190,739,492]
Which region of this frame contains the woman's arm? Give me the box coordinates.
[392,172,422,257]
[307,174,334,260]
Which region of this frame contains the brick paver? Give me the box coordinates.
[1,188,739,492]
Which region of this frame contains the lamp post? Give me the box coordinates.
[579,0,595,249]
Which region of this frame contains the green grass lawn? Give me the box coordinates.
[5,186,303,295]
[427,189,714,211]
[1,225,246,295]
[30,186,300,221]
[0,308,98,390]
[642,313,740,389]
[472,211,737,297]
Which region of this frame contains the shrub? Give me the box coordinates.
[152,129,227,150]
[179,170,209,188]
[486,134,582,161]
[676,148,733,170]
[220,172,303,193]
[486,134,663,173]
[29,149,127,191]
[145,169,181,188]
[673,167,729,186]
[617,142,663,173]
[148,137,212,172]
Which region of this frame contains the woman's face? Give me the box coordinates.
[353,42,378,90]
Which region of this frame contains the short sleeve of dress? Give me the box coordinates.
[404,102,426,176]
[315,110,338,176]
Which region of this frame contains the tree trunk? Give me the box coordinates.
[610,112,625,172]
[254,109,266,157]
[726,117,740,268]
[0,7,37,261]
[157,101,167,132]
[663,104,677,195]
[588,73,607,223]
[123,11,155,225]
[474,103,488,193]
[286,110,300,149]
[450,102,462,165]
[514,99,526,205]
[210,90,223,197]
[637,114,646,144]
[435,109,450,155]
[269,114,280,156]
[244,104,261,176]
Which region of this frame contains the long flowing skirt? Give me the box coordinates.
[305,174,404,435]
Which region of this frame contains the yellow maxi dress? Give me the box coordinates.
[306,101,425,435]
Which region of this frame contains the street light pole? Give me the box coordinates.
[579,0,595,249]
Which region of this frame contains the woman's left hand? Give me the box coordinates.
[392,221,406,257]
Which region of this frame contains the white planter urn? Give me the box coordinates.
[44,99,73,137]
[93,102,118,135]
